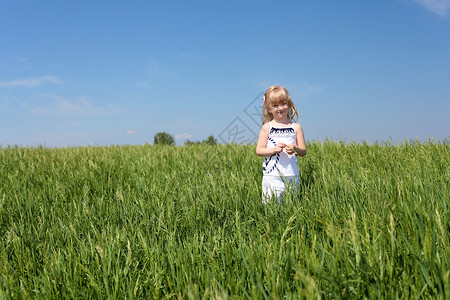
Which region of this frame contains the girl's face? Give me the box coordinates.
[269,101,289,121]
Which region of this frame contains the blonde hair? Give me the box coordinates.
[262,85,299,124]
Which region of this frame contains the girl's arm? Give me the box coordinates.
[286,123,307,156]
[256,123,284,157]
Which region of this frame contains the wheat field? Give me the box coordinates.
[0,140,448,299]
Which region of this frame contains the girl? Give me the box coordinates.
[256,85,307,203]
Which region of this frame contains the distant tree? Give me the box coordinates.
[203,135,217,145]
[184,139,197,146]
[154,132,175,146]
[184,135,217,146]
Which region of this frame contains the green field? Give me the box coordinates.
[0,140,449,299]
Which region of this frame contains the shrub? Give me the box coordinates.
[154,132,175,146]
[184,135,217,146]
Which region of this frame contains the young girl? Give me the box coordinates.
[256,85,307,203]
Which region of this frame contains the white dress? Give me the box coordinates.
[262,123,299,177]
[262,122,300,203]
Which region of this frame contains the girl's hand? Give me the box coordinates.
[285,144,296,155]
[273,143,286,154]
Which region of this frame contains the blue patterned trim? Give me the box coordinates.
[262,137,279,174]
[263,153,280,174]
[270,127,295,134]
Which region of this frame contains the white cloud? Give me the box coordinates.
[293,82,323,99]
[136,81,151,88]
[175,52,207,62]
[259,81,322,100]
[147,58,176,78]
[176,133,193,139]
[0,76,61,88]
[0,54,29,71]
[29,94,122,117]
[412,0,450,17]
[125,129,135,134]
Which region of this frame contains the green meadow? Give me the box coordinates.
[0,140,448,299]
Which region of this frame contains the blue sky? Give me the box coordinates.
[1,0,449,147]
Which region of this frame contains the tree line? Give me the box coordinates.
[153,132,217,146]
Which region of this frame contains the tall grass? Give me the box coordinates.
[0,140,448,299]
